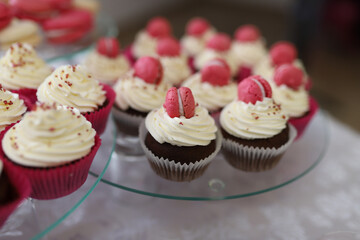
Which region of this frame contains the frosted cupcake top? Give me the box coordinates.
[182,59,236,112]
[2,103,96,167]
[0,43,52,90]
[0,87,27,132]
[220,76,288,139]
[114,57,170,113]
[37,65,106,113]
[146,87,217,147]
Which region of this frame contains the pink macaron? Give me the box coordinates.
[146,16,171,38]
[274,64,304,90]
[0,3,13,31]
[96,37,120,58]
[186,17,210,37]
[163,87,195,119]
[133,56,163,85]
[234,24,260,42]
[156,37,181,57]
[42,9,93,44]
[201,58,231,86]
[206,33,231,52]
[270,41,297,66]
[238,75,272,104]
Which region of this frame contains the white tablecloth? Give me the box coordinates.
[40,113,360,240]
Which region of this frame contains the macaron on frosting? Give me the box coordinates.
[114,56,170,112]
[0,87,27,132]
[0,3,13,31]
[84,37,130,85]
[145,87,217,146]
[2,103,96,167]
[182,59,237,112]
[220,75,288,139]
[0,43,52,90]
[37,65,106,113]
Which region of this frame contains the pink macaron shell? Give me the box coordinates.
[237,65,252,83]
[238,75,272,104]
[163,87,180,118]
[156,37,180,57]
[270,41,298,66]
[96,37,120,58]
[0,3,12,30]
[133,56,163,84]
[186,17,209,36]
[274,64,304,90]
[201,59,231,87]
[179,86,195,119]
[289,96,318,140]
[146,17,171,38]
[206,33,231,52]
[235,24,260,42]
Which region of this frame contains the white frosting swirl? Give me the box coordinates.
[194,49,237,75]
[182,73,237,112]
[0,43,52,90]
[37,65,106,113]
[132,31,157,58]
[160,55,191,86]
[180,29,215,56]
[0,89,27,132]
[220,98,288,139]
[2,104,96,167]
[113,72,170,112]
[231,39,266,68]
[146,105,217,146]
[84,51,130,85]
[270,84,309,117]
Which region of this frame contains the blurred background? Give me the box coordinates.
[99,0,360,131]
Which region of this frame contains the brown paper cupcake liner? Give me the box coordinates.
[222,124,297,172]
[112,106,145,136]
[139,121,222,182]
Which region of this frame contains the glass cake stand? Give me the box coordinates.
[0,119,116,240]
[90,110,329,201]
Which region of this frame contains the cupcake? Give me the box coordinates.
[270,64,318,139]
[0,87,28,133]
[73,0,100,14]
[156,37,191,86]
[182,58,237,114]
[139,87,222,182]
[0,103,101,199]
[37,65,115,135]
[84,37,130,85]
[220,75,296,171]
[112,56,170,136]
[180,17,216,57]
[0,43,52,103]
[0,3,42,49]
[132,17,172,59]
[231,25,267,81]
[254,41,312,90]
[0,160,31,227]
[194,33,237,75]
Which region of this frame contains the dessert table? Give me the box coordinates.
[35,112,360,240]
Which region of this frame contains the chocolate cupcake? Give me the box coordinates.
[139,87,222,182]
[112,56,170,136]
[220,75,296,172]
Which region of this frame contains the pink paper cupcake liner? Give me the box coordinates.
[11,88,38,105]
[124,45,136,66]
[0,161,31,228]
[236,65,252,83]
[187,57,196,73]
[0,127,101,200]
[83,83,116,135]
[289,96,319,140]
[305,77,312,91]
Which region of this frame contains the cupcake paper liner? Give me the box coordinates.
[0,127,101,200]
[112,106,145,136]
[139,121,223,182]
[124,45,136,66]
[83,83,116,135]
[187,57,196,73]
[222,124,297,172]
[0,161,31,228]
[289,96,319,140]
[11,88,37,105]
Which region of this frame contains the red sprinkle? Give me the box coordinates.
[49,127,55,132]
[58,84,63,87]
[255,116,259,120]
[179,122,183,125]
